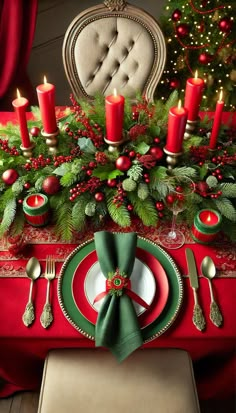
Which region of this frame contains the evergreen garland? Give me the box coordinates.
[0,92,236,243]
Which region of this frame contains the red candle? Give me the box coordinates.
[26,194,45,208]
[165,100,188,153]
[23,193,49,227]
[105,89,125,142]
[191,209,222,244]
[184,71,204,121]
[36,77,57,134]
[209,90,224,150]
[12,89,31,148]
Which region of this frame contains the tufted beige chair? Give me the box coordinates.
[62,0,166,102]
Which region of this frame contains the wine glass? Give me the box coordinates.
[158,177,194,249]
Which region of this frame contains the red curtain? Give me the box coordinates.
[0,0,38,110]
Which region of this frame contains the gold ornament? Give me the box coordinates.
[212,10,219,22]
[176,55,185,70]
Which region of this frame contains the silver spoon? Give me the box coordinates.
[22,257,41,327]
[201,256,223,327]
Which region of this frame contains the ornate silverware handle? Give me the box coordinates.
[192,289,206,331]
[208,280,223,327]
[22,280,35,327]
[40,280,53,328]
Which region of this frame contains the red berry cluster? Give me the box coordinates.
[69,95,104,148]
[95,151,108,165]
[112,183,127,208]
[132,98,154,121]
[53,154,76,167]
[155,201,165,218]
[211,151,236,167]
[0,139,19,156]
[69,177,101,201]
[195,181,222,199]
[24,154,51,170]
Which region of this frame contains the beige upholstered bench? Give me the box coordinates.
[37,348,201,413]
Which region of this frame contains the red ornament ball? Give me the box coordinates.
[107,178,117,188]
[166,194,176,204]
[115,156,132,171]
[149,146,163,161]
[218,17,233,33]
[30,126,41,137]
[2,169,19,185]
[198,52,213,65]
[169,78,180,89]
[176,23,190,37]
[172,9,182,22]
[94,192,104,202]
[42,176,61,195]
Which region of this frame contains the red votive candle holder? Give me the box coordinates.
[191,209,222,244]
[23,194,49,227]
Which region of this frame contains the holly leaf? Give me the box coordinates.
[78,137,96,153]
[135,142,150,155]
[93,165,123,180]
[54,163,71,176]
[149,125,161,136]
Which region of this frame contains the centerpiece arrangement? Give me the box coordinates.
[0,88,236,246]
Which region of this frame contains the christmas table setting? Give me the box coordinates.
[0,74,236,402]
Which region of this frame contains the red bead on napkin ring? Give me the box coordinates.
[93,268,150,309]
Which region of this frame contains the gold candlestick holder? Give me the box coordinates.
[164,147,183,169]
[104,133,128,152]
[20,143,35,159]
[41,128,59,154]
[184,119,199,140]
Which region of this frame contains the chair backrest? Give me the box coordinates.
[62,0,166,101]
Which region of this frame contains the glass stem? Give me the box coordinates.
[169,211,178,239]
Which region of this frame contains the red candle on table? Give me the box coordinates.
[184,71,204,121]
[105,89,125,142]
[209,90,224,150]
[36,77,57,134]
[23,193,49,227]
[12,89,31,148]
[191,209,222,244]
[165,100,188,153]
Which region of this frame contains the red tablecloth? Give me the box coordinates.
[0,111,235,402]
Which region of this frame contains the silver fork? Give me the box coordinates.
[40,256,56,328]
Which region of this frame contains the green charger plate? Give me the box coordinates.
[58,237,183,343]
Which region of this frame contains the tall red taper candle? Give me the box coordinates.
[209,90,224,150]
[36,77,57,134]
[165,100,188,153]
[184,71,204,121]
[12,89,31,148]
[105,89,125,142]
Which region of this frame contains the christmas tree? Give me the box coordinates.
[158,0,236,111]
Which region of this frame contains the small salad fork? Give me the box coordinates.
[40,256,56,328]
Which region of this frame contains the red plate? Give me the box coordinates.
[72,247,169,329]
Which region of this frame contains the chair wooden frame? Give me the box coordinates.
[62,0,166,101]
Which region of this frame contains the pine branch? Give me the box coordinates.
[0,198,17,236]
[214,198,236,222]
[54,202,74,241]
[218,183,236,198]
[127,192,158,226]
[72,196,90,230]
[106,190,131,227]
[8,207,25,236]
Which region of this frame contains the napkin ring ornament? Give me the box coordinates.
[107,269,129,297]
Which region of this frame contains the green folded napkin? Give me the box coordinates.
[94,231,143,362]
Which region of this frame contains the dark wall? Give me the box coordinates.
[28,0,166,106]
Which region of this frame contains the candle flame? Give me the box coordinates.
[177,100,182,109]
[35,195,39,206]
[44,76,48,84]
[219,89,223,102]
[113,88,117,97]
[206,214,212,223]
[194,70,198,79]
[16,89,21,99]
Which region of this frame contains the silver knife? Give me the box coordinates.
[185,248,206,331]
